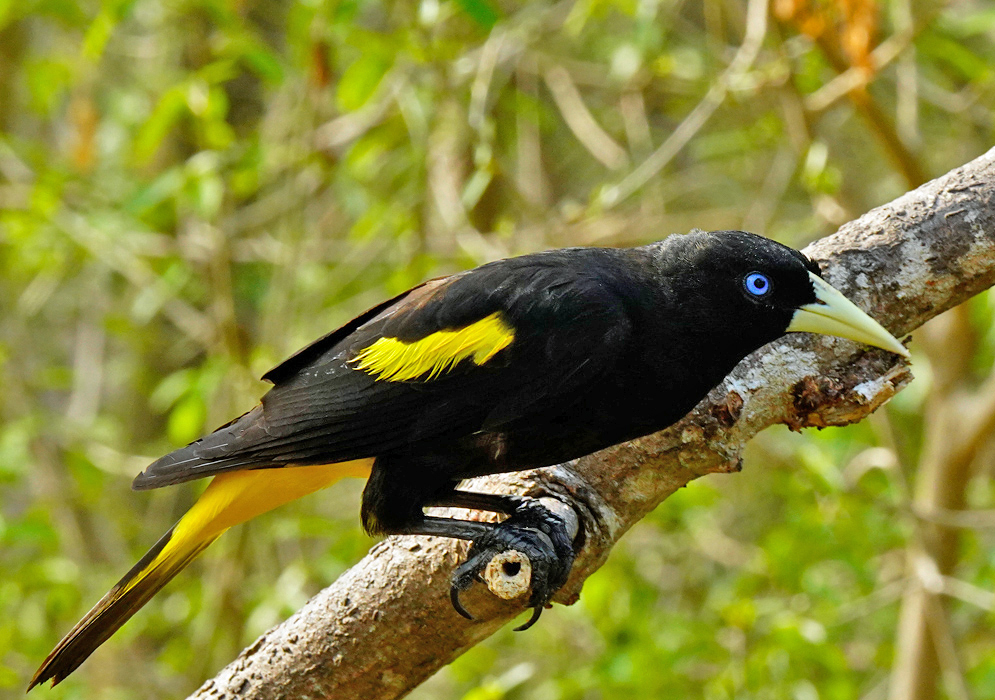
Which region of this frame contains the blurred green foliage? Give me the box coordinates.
[2,0,995,698]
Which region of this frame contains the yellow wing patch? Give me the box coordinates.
[352,312,514,382]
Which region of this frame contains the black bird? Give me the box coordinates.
[31,230,907,688]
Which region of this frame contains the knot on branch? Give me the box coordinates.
[670,390,748,474]
[710,390,745,429]
[785,351,913,431]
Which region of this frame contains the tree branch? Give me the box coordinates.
[189,147,995,700]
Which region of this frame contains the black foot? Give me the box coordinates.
[450,499,575,630]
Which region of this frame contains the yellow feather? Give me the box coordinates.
[30,459,374,687]
[132,458,374,593]
[352,312,514,381]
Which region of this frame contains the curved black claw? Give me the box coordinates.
[451,586,474,621]
[513,605,543,632]
[448,499,576,627]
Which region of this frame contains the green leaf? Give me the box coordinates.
[919,29,993,82]
[454,0,500,29]
[132,85,188,165]
[336,55,392,112]
[243,46,285,85]
[0,0,13,31]
[82,8,116,61]
[167,394,207,446]
[25,59,72,116]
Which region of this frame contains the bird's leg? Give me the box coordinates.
[422,488,577,629]
[424,489,524,515]
[362,462,576,629]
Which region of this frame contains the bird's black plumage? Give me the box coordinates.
[32,229,906,689]
[135,231,820,493]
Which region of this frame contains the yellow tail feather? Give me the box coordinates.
[30,459,373,689]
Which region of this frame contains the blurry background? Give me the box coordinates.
[2,0,995,698]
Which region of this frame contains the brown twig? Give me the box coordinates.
[543,65,629,171]
[807,32,928,189]
[600,0,770,208]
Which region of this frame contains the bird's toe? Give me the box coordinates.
[448,500,577,628]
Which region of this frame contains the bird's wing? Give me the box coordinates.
[132,257,632,489]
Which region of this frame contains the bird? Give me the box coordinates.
[30,229,908,689]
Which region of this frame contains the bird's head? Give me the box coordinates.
[660,230,909,359]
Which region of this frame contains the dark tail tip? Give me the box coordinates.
[27,602,115,691]
[28,653,72,691]
[28,526,181,691]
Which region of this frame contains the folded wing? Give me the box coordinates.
[133,254,633,491]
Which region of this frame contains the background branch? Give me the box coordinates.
[189,148,995,700]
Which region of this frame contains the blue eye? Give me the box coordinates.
[743,272,772,297]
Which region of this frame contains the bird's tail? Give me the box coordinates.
[29,459,373,689]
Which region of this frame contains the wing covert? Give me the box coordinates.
[350,311,514,381]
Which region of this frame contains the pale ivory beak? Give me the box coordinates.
[788,272,910,359]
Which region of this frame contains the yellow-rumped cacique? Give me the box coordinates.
[31,229,908,689]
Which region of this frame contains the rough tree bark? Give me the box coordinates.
[189,147,995,700]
